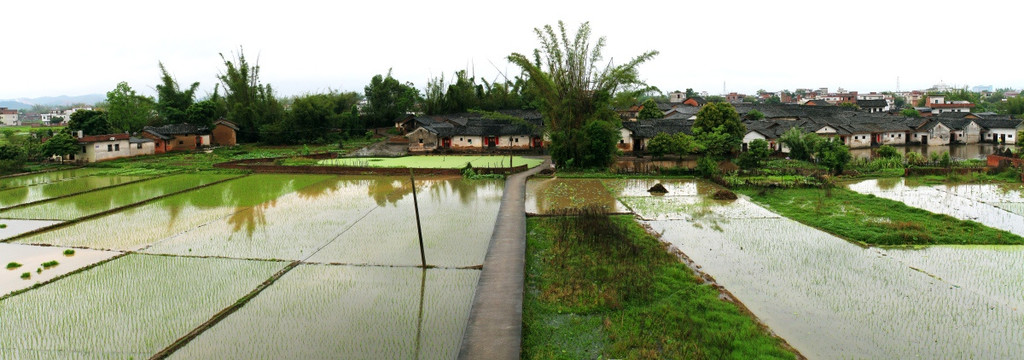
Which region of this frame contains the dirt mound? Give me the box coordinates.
[711,189,737,200]
[648,183,668,194]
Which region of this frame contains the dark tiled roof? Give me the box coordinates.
[78,133,130,143]
[622,119,694,138]
[129,136,153,144]
[213,119,240,131]
[411,110,545,138]
[143,123,210,136]
[857,99,888,108]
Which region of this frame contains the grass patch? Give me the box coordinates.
[523,210,794,359]
[6,262,21,269]
[63,249,75,256]
[41,260,58,268]
[738,187,1024,246]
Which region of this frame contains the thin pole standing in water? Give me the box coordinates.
[410,169,427,268]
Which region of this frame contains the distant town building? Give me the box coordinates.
[0,107,19,126]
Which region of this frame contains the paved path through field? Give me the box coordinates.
[458,157,550,360]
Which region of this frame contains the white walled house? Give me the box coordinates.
[0,107,19,126]
[129,137,155,157]
[75,134,132,163]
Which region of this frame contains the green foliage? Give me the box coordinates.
[741,187,1024,246]
[815,137,851,175]
[765,95,781,104]
[20,272,29,279]
[0,143,28,174]
[41,132,80,161]
[105,81,156,133]
[693,102,744,143]
[67,110,111,135]
[737,138,771,169]
[507,21,658,169]
[1003,97,1024,116]
[42,260,59,268]
[636,98,664,120]
[745,109,765,120]
[646,133,673,158]
[778,127,820,162]
[901,108,920,118]
[6,262,21,269]
[156,62,200,124]
[218,47,284,143]
[939,151,952,168]
[876,145,901,159]
[63,249,75,256]
[422,70,530,115]
[363,70,420,127]
[905,151,926,166]
[838,102,860,110]
[185,99,221,129]
[646,132,694,158]
[264,91,362,145]
[696,156,719,177]
[523,214,794,359]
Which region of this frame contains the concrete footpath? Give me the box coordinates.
[458,158,550,360]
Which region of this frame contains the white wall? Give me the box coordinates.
[81,139,131,162]
[881,132,906,145]
[452,135,481,148]
[985,128,1018,145]
[129,142,155,157]
[848,134,872,148]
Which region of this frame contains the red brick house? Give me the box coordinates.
[211,119,239,146]
[141,123,211,153]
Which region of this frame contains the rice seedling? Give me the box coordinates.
[6,262,20,269]
[0,224,5,228]
[19,272,28,279]
[0,243,119,297]
[646,212,1024,359]
[63,249,75,256]
[170,265,479,359]
[0,254,285,358]
[0,219,62,241]
[847,179,1024,238]
[307,178,504,267]
[41,260,58,268]
[525,178,627,214]
[12,175,330,251]
[0,174,234,221]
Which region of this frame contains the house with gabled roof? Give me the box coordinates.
[211,119,239,146]
[141,123,211,153]
[74,133,131,162]
[620,119,694,153]
[404,110,545,152]
[975,116,1024,145]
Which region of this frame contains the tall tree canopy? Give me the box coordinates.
[637,98,664,120]
[507,21,658,168]
[692,102,745,157]
[105,82,155,133]
[363,70,419,128]
[422,71,531,115]
[156,62,200,124]
[67,110,111,136]
[217,47,284,142]
[263,91,362,144]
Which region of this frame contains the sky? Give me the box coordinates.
[3,0,1022,101]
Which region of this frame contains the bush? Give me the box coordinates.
[876,145,901,159]
[905,151,926,166]
[939,151,952,168]
[0,144,27,174]
[696,156,719,177]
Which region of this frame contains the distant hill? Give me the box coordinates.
[0,94,105,110]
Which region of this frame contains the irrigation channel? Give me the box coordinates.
[526,178,1024,358]
[0,171,505,358]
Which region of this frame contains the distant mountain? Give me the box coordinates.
[0,94,105,110]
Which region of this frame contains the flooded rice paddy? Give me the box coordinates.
[526,177,1024,358]
[0,171,505,357]
[848,179,1024,236]
[0,243,119,296]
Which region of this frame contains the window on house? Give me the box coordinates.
[418,139,423,144]
[107,144,112,152]
[81,146,86,153]
[178,140,184,145]
[468,139,472,144]
[114,144,120,151]
[137,143,142,149]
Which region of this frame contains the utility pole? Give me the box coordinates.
[410,169,426,268]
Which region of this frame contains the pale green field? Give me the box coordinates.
[319,155,543,169]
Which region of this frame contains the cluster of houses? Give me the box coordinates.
[396,95,1023,155]
[63,119,238,163]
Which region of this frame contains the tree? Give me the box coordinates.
[745,109,765,120]
[779,127,821,161]
[815,137,851,175]
[1003,96,1024,116]
[692,102,745,158]
[742,95,758,103]
[156,62,200,124]
[41,132,80,163]
[876,144,901,159]
[185,99,222,129]
[646,132,673,158]
[363,70,419,127]
[67,110,111,135]
[901,108,920,118]
[267,91,363,144]
[637,98,664,120]
[217,47,284,142]
[766,95,781,104]
[838,102,861,110]
[105,82,155,133]
[507,21,658,169]
[0,144,27,174]
[737,138,771,169]
[685,88,697,99]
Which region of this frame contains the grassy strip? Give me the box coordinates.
[737,187,1024,246]
[523,212,795,359]
[150,260,300,359]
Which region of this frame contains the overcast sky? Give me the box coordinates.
[4,0,1022,101]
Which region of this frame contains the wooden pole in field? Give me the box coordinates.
[410,169,427,268]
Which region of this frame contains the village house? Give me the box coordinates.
[141,123,211,153]
[74,133,131,163]
[210,119,239,146]
[925,95,974,114]
[404,110,545,152]
[0,107,19,126]
[129,137,156,157]
[620,119,693,153]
